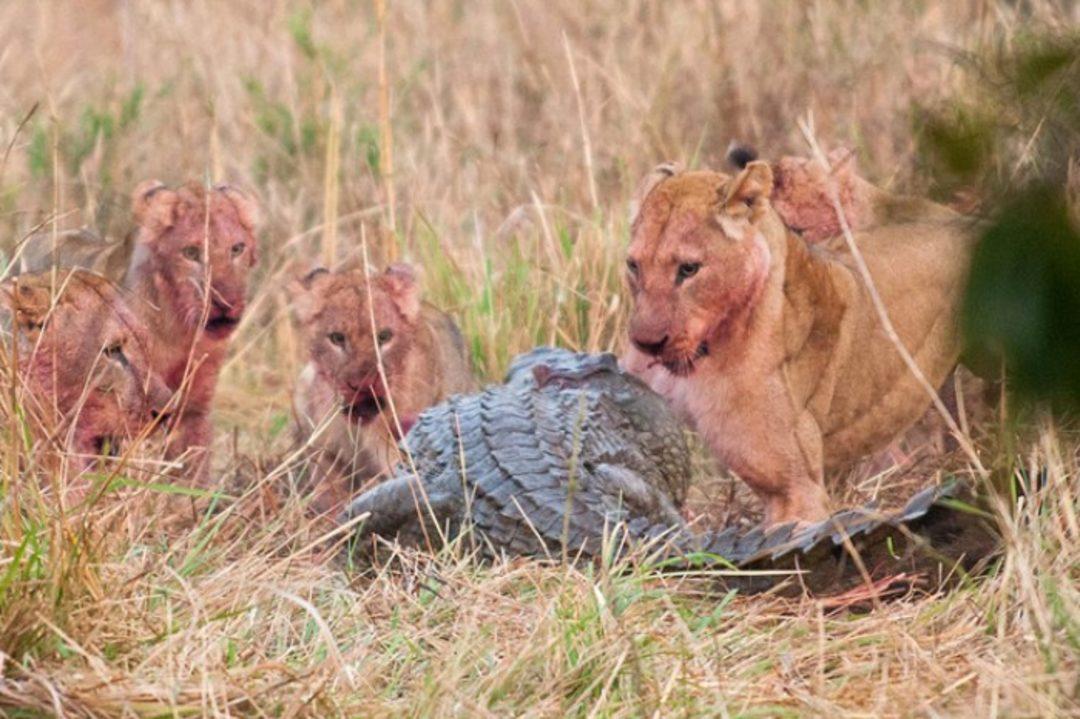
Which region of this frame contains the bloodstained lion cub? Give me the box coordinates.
[622,160,973,525]
[20,181,260,484]
[1,270,172,473]
[290,263,476,514]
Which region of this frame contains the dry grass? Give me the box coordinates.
[0,1,1078,716]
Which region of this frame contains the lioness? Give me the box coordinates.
[20,181,260,484]
[290,263,476,514]
[1,269,172,469]
[622,160,973,524]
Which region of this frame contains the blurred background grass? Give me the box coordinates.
[0,1,1078,716]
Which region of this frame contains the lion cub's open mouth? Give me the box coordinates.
[204,316,240,339]
[342,390,385,424]
[91,436,122,457]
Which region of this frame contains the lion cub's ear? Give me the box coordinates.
[1,278,53,336]
[132,180,179,236]
[629,162,683,225]
[376,263,422,323]
[718,161,773,237]
[287,267,330,324]
[215,185,260,232]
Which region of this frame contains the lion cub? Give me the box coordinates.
[290,263,475,514]
[1,270,172,471]
[20,181,260,484]
[730,145,957,243]
[623,161,973,524]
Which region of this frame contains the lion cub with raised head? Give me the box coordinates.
[623,160,973,524]
[20,181,260,484]
[290,263,475,514]
[1,270,172,471]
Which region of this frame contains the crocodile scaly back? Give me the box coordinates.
[340,348,997,592]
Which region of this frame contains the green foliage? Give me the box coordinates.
[287,6,318,60]
[920,30,1080,412]
[357,123,381,176]
[26,125,48,179]
[244,78,324,182]
[23,84,144,196]
[963,188,1080,411]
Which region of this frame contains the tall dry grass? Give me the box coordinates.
[0,1,1078,716]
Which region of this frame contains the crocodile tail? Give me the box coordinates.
[338,473,453,545]
[727,482,1000,595]
[637,483,999,595]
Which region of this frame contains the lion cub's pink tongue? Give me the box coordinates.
[394,415,418,440]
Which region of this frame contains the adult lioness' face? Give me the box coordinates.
[290,264,421,427]
[131,180,259,339]
[625,162,774,376]
[1,270,174,459]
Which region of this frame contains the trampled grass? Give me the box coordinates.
[0,1,1078,716]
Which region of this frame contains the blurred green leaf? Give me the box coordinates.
[288,7,317,60]
[962,185,1080,411]
[1013,39,1078,97]
[919,107,993,181]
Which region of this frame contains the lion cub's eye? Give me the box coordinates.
[328,331,346,347]
[231,242,246,257]
[181,246,202,262]
[103,342,128,365]
[676,262,701,283]
[377,328,394,345]
[625,259,640,276]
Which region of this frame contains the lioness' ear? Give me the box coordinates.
[629,162,682,225]
[723,160,773,209]
[132,180,179,236]
[288,267,330,323]
[716,161,773,238]
[216,185,260,232]
[377,263,421,322]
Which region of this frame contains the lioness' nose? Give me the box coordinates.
[632,335,669,356]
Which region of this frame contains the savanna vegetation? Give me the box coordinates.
[0,1,1077,716]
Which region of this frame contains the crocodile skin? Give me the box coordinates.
[340,348,996,591]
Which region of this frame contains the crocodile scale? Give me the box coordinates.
[340,348,996,591]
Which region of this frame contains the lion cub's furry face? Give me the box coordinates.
[770,149,864,243]
[290,265,422,425]
[1,270,172,459]
[130,180,259,339]
[626,163,774,375]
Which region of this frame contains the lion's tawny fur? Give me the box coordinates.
[623,162,973,524]
[1,270,172,471]
[290,264,476,514]
[19,181,260,484]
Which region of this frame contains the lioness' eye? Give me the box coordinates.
[328,331,346,347]
[625,258,639,276]
[182,246,202,262]
[377,328,394,345]
[676,262,701,283]
[231,242,246,257]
